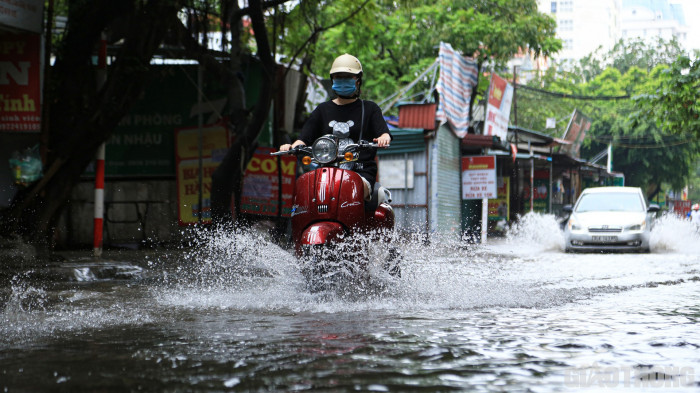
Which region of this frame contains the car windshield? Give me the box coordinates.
[575,192,644,213]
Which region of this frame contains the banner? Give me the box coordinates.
[175,123,230,226]
[483,73,513,141]
[435,42,478,138]
[559,109,591,158]
[462,155,496,200]
[240,147,296,217]
[0,34,41,132]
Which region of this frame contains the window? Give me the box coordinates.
[558,19,573,31]
[551,1,557,13]
[575,193,644,213]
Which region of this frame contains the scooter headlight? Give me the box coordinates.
[312,137,338,164]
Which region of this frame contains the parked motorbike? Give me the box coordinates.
[271,135,400,291]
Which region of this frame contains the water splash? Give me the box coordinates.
[1,265,152,345]
[649,213,700,253]
[502,212,565,253]
[499,211,700,254]
[151,224,577,313]
[4,272,49,313]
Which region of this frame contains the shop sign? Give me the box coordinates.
[0,0,43,33]
[240,147,296,217]
[462,155,496,200]
[0,34,40,132]
[175,123,230,226]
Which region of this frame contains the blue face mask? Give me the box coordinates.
[332,78,357,97]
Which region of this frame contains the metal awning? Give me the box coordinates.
[378,128,426,155]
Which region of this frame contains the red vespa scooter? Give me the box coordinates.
[271,135,399,290]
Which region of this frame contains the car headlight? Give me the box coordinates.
[626,221,646,231]
[568,217,581,231]
[312,137,338,164]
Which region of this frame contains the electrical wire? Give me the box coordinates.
[585,133,697,149]
[515,83,630,100]
[514,83,696,149]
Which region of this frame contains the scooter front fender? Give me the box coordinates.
[300,222,345,246]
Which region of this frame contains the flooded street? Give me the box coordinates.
[1,213,699,392]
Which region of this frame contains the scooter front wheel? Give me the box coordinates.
[382,246,402,278]
[300,245,337,293]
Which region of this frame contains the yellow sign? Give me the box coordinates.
[175,124,230,225]
[176,125,229,159]
[177,158,219,225]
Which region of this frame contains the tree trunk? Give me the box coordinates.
[211,0,276,227]
[0,0,281,254]
[1,0,184,256]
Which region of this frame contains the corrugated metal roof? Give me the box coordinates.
[398,103,437,130]
[378,128,426,156]
[507,126,555,146]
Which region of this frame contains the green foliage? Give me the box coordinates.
[516,38,700,197]
[275,0,560,107]
[635,56,700,138]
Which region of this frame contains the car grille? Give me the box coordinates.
[317,204,329,213]
[588,226,622,233]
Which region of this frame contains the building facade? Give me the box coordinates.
[621,0,688,47]
[538,0,623,63]
[538,0,688,64]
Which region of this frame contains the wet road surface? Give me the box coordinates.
[1,213,699,392]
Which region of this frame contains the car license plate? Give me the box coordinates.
[592,236,618,242]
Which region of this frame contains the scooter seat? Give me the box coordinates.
[365,182,392,211]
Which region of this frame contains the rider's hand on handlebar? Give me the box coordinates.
[374,133,391,148]
[279,140,306,152]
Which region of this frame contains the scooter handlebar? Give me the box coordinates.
[270,146,313,156]
[270,141,387,156]
[355,141,389,149]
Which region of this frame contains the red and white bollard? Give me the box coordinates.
[94,33,107,258]
[94,143,105,257]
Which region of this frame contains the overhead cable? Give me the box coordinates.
[516,83,630,101]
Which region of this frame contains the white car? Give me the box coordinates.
[563,187,660,253]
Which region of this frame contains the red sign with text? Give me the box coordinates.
[0,34,41,132]
[462,155,497,200]
[241,147,296,217]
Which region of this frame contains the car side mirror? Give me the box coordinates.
[647,204,660,213]
[562,205,573,213]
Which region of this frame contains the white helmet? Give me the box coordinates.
[329,54,363,76]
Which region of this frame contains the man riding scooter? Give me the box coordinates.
[279,53,392,201]
[277,54,398,289]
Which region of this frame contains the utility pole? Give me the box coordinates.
[513,65,517,126]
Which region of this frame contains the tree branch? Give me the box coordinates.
[236,0,291,19]
[283,0,371,78]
